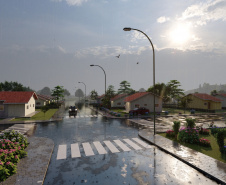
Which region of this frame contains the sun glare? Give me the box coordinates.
[169,23,192,45]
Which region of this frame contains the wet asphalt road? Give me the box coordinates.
[33,105,218,185]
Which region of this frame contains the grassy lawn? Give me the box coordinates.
[159,132,226,163]
[11,109,58,121]
[111,109,129,117]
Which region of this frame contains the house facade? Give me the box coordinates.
[36,94,54,108]
[185,93,222,110]
[0,91,38,118]
[110,94,128,108]
[214,94,226,108]
[124,92,162,113]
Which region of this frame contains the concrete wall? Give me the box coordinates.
[8,104,25,117]
[25,96,36,116]
[111,97,126,108]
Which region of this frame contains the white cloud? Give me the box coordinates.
[51,0,88,6]
[180,0,226,25]
[157,16,170,23]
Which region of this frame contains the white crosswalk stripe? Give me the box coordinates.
[71,143,81,158]
[57,145,67,160]
[56,138,152,160]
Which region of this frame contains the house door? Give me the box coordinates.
[208,102,210,109]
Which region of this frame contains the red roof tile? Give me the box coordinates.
[0,91,38,104]
[124,92,150,102]
[110,94,128,101]
[191,93,222,102]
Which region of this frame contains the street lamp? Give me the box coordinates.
[123,27,156,135]
[78,82,86,103]
[90,64,107,95]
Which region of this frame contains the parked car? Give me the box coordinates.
[129,107,149,115]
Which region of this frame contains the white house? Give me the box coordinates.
[0,91,38,118]
[124,92,162,113]
[36,94,54,108]
[214,94,226,108]
[110,94,128,108]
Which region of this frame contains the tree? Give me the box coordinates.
[41,106,49,117]
[179,96,192,113]
[63,89,71,96]
[118,80,134,94]
[211,90,218,96]
[139,88,146,92]
[102,85,116,108]
[147,82,170,104]
[167,80,184,100]
[0,81,34,91]
[51,86,64,104]
[90,90,98,100]
[75,89,84,97]
[39,87,51,96]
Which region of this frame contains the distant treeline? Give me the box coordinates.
[0,81,34,92]
[185,83,226,94]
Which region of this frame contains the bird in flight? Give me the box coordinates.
[137,62,139,64]
[116,54,120,58]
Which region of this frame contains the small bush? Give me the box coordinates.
[199,138,211,147]
[217,130,225,149]
[166,130,175,138]
[185,118,196,128]
[173,121,181,136]
[178,127,199,144]
[199,128,210,135]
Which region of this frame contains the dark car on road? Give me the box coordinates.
[129,107,149,115]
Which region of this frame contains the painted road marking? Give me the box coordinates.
[104,141,120,153]
[93,141,107,155]
[113,140,131,152]
[82,142,95,156]
[57,145,67,160]
[123,139,142,150]
[71,143,81,158]
[132,138,152,148]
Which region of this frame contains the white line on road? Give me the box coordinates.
[104,141,120,153]
[123,139,142,150]
[71,143,81,158]
[113,140,131,152]
[93,141,107,155]
[57,145,67,160]
[132,138,152,148]
[82,142,95,156]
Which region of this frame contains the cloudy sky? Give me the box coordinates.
[0,0,226,95]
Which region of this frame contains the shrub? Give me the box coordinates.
[166,130,175,138]
[173,121,181,136]
[0,130,29,182]
[178,127,199,144]
[199,128,210,135]
[199,138,211,147]
[217,130,225,149]
[185,118,196,128]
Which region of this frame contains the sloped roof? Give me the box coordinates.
[190,93,222,102]
[124,92,150,102]
[37,94,54,100]
[0,91,38,104]
[110,94,128,101]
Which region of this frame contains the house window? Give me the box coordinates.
[33,104,34,107]
[155,104,159,107]
[204,103,207,106]
[144,104,147,106]
[117,103,121,105]
[36,102,41,105]
[0,105,4,111]
[135,104,140,108]
[27,105,29,109]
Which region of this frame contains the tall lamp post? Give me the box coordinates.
[123,27,156,135]
[90,64,106,95]
[78,82,86,103]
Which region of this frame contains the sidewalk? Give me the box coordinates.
[139,129,226,185]
[1,137,54,185]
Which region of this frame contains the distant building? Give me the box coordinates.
[214,94,226,108]
[110,94,128,108]
[184,93,222,110]
[124,92,162,113]
[0,91,38,118]
[36,94,55,108]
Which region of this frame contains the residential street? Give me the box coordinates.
[32,105,217,185]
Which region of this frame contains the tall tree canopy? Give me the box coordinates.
[0,81,34,91]
[63,89,71,96]
[38,87,51,96]
[51,86,64,103]
[75,89,84,97]
[90,90,98,100]
[102,85,116,108]
[167,80,184,100]
[118,80,135,94]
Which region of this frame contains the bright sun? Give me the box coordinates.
[169,23,191,45]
